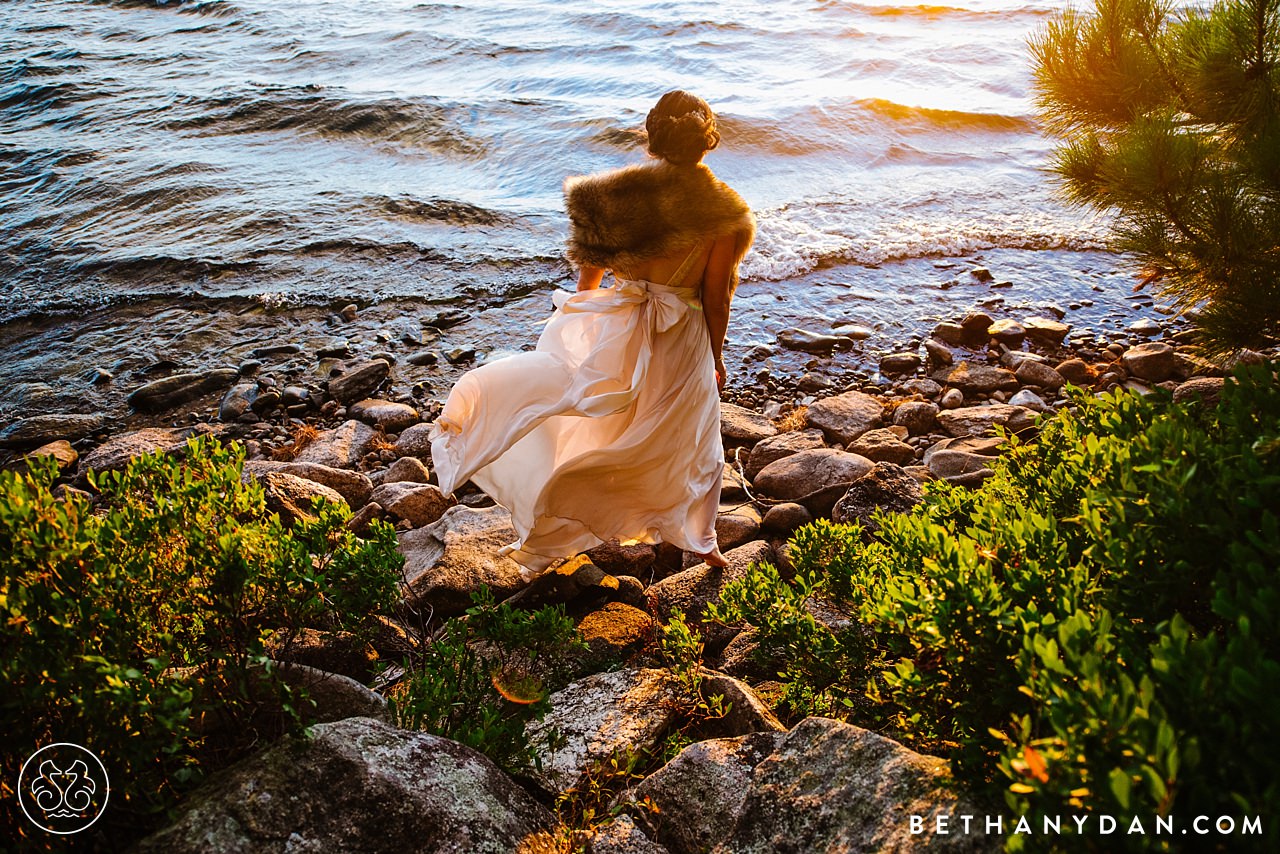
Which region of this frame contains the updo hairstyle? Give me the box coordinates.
[645,90,720,166]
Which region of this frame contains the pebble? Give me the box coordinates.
[940,388,964,409]
[340,304,359,321]
[1127,318,1162,335]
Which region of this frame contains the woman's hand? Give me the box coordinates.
[714,358,727,391]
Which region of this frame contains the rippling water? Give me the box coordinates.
[1,0,1109,322]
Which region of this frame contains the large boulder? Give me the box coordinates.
[393,422,434,459]
[805,391,884,445]
[621,732,788,854]
[892,401,939,436]
[715,505,763,553]
[936,404,1036,438]
[831,463,924,533]
[131,717,557,854]
[714,717,994,853]
[0,414,106,449]
[753,449,874,501]
[327,359,391,405]
[1121,342,1177,382]
[24,440,79,472]
[349,398,419,431]
[398,505,527,615]
[847,427,915,465]
[577,602,655,667]
[647,541,774,648]
[1014,359,1065,391]
[127,368,239,412]
[720,402,778,444]
[743,428,826,480]
[1173,376,1226,406]
[244,460,373,507]
[294,420,376,469]
[77,426,212,478]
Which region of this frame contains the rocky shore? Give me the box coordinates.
[2,266,1271,852]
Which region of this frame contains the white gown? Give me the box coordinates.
[429,245,722,573]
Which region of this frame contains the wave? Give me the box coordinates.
[86,0,241,16]
[162,87,485,153]
[821,1,1055,20]
[368,195,512,226]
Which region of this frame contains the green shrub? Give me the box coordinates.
[713,364,1280,849]
[392,587,587,777]
[0,437,403,847]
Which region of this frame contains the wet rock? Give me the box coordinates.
[398,505,527,616]
[1024,316,1070,347]
[131,717,556,854]
[394,422,434,459]
[932,362,1019,394]
[986,319,1026,347]
[327,359,391,405]
[959,311,994,341]
[1173,376,1226,406]
[126,368,239,413]
[940,388,965,409]
[1128,318,1163,335]
[999,349,1045,369]
[505,554,616,612]
[716,717,993,853]
[936,404,1036,438]
[244,460,373,507]
[0,414,106,449]
[24,440,79,472]
[281,385,311,408]
[922,338,954,367]
[805,390,884,444]
[797,372,830,394]
[623,732,786,854]
[754,449,874,501]
[425,308,471,330]
[1008,389,1048,412]
[219,382,257,422]
[1055,358,1095,385]
[744,428,825,480]
[892,400,939,435]
[932,321,967,347]
[761,502,812,536]
[777,328,848,353]
[847,427,915,465]
[1014,359,1065,390]
[446,348,477,365]
[879,352,921,375]
[407,350,440,367]
[369,482,451,528]
[294,420,376,469]
[259,471,348,526]
[720,402,778,444]
[89,367,114,385]
[831,462,924,532]
[715,505,763,552]
[832,323,873,340]
[969,266,994,282]
[251,342,303,358]
[1121,342,1177,382]
[527,669,681,793]
[350,398,420,431]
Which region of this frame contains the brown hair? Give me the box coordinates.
[645,90,720,166]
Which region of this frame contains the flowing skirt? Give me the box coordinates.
[429,279,723,573]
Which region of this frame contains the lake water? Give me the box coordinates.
[0,0,1152,419]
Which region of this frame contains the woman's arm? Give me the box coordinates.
[576,265,605,292]
[701,234,738,391]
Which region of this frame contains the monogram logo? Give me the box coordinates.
[18,743,110,835]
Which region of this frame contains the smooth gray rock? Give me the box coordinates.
[847,427,915,465]
[936,404,1036,438]
[0,413,106,449]
[349,398,419,431]
[754,449,874,501]
[879,352,922,375]
[744,428,826,481]
[394,422,434,459]
[933,362,1019,394]
[381,455,431,485]
[131,717,557,854]
[805,390,884,444]
[715,505,763,553]
[778,328,849,353]
[127,369,239,413]
[243,460,373,507]
[761,502,812,536]
[258,471,348,526]
[294,420,376,469]
[1023,316,1070,347]
[1014,359,1065,390]
[368,482,451,528]
[1008,389,1049,412]
[1121,342,1177,382]
[78,426,211,477]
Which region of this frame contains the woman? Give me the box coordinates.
[430,90,755,576]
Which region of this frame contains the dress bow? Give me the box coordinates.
[552,280,694,332]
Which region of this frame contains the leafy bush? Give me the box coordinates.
[713,365,1280,849]
[392,587,587,777]
[0,437,403,847]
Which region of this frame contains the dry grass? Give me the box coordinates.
[773,405,808,432]
[368,428,397,452]
[269,423,320,461]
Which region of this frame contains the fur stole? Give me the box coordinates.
[564,160,755,287]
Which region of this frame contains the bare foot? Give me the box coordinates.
[698,547,729,568]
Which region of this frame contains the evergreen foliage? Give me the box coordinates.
[712,365,1280,850]
[1031,0,1280,351]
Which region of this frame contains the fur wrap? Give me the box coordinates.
[564,160,755,288]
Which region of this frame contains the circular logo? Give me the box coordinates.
[17,743,110,835]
